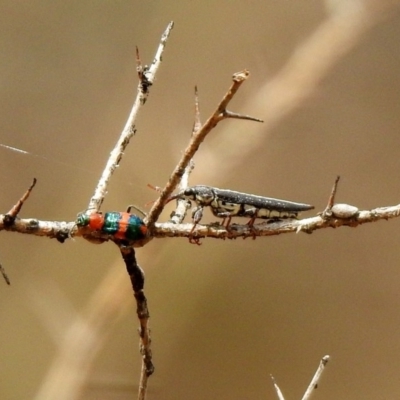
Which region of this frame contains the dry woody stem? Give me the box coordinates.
[271,355,330,400]
[119,244,153,399]
[145,69,263,231]
[87,22,174,213]
[3,4,400,399]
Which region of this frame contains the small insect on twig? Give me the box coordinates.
[168,185,314,243]
[75,210,148,242]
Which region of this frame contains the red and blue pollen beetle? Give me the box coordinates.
[76,211,148,241]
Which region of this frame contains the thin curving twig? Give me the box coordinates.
[87,22,174,213]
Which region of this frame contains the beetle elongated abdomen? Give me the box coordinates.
[172,185,314,225]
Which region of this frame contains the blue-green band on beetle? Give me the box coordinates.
[76,211,148,241]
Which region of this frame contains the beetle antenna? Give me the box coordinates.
[127,204,147,217]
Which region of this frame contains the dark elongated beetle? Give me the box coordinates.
[169,185,314,227]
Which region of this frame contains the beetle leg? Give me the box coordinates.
[188,206,204,244]
[212,210,234,229]
[245,216,258,240]
[224,215,232,229]
[189,235,202,245]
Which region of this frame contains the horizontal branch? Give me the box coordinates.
[152,203,400,240]
[1,201,396,244]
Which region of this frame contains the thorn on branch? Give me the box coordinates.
[0,261,10,285]
[321,176,340,218]
[4,178,37,227]
[222,110,264,122]
[321,176,360,220]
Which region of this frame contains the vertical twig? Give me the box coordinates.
[118,244,153,400]
[168,86,201,224]
[87,22,174,213]
[0,261,10,285]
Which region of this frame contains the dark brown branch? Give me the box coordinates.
[0,261,10,285]
[118,244,153,399]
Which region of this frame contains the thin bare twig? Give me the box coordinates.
[300,355,330,400]
[169,87,201,224]
[146,70,262,230]
[269,355,330,400]
[118,244,153,400]
[86,21,174,213]
[4,178,37,226]
[323,176,341,213]
[270,375,286,400]
[0,261,10,285]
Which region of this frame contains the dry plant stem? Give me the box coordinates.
[86,21,174,213]
[119,244,153,399]
[153,202,400,240]
[169,87,201,224]
[325,176,340,211]
[300,355,330,400]
[146,70,261,230]
[3,199,400,241]
[4,178,37,226]
[270,375,286,400]
[0,261,10,285]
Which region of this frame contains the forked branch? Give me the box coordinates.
[271,355,330,400]
[145,70,263,231]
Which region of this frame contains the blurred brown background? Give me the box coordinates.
[1,1,400,399]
